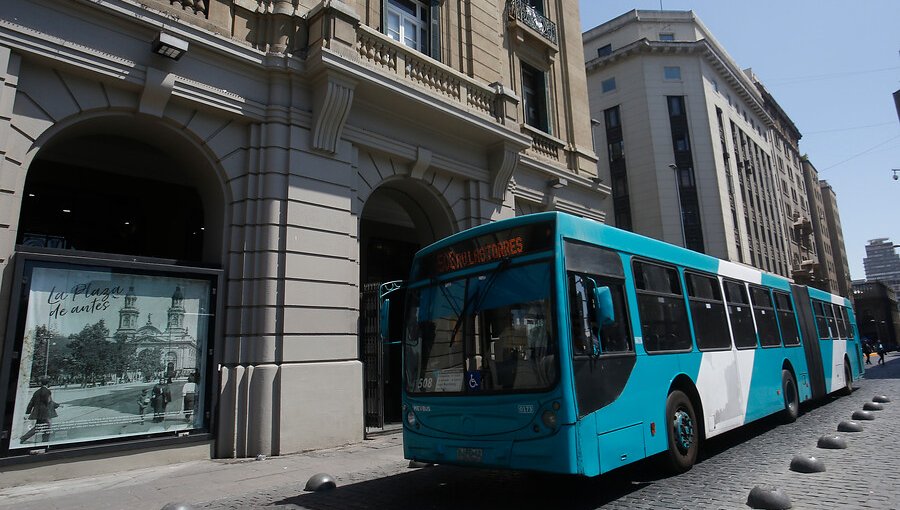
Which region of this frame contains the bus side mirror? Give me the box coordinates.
[593,286,615,327]
[380,298,391,343]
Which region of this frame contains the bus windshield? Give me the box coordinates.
[404,260,557,395]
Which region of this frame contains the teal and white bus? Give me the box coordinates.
[393,212,862,476]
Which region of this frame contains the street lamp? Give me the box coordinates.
[892,169,899,181]
[668,163,687,247]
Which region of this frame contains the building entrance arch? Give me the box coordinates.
[359,178,455,431]
[17,115,227,265]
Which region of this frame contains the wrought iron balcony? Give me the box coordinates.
[506,0,558,46]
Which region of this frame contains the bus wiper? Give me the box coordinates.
[447,257,511,348]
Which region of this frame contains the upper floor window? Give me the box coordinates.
[659,33,675,41]
[601,77,616,93]
[387,0,430,54]
[664,66,682,80]
[597,44,612,57]
[522,62,550,133]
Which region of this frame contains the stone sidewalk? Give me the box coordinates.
[0,431,408,510]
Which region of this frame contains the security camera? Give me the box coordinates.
[894,173,899,181]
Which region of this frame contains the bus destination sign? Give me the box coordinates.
[415,221,555,279]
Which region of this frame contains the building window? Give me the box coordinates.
[597,44,612,57]
[667,96,705,253]
[601,77,616,93]
[386,0,431,55]
[521,62,549,132]
[659,33,675,41]
[664,66,682,80]
[605,105,631,231]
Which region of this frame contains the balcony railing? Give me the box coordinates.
[506,0,558,46]
[356,26,496,118]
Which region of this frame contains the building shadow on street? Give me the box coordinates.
[272,461,653,510]
[860,354,899,380]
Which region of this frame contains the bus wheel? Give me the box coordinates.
[781,370,799,423]
[664,390,699,473]
[840,362,853,396]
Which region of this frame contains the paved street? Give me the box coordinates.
[199,353,900,510]
[2,353,898,510]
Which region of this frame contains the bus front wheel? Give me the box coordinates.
[781,370,799,423]
[663,390,699,473]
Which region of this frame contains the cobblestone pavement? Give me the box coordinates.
[200,354,900,510]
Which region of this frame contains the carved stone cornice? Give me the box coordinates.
[311,70,356,153]
[489,140,523,200]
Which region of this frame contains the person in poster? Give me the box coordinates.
[151,378,172,422]
[20,377,60,443]
[182,372,198,422]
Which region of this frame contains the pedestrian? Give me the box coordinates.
[182,373,198,423]
[137,388,150,424]
[863,342,872,365]
[877,342,886,365]
[20,376,60,443]
[150,378,171,423]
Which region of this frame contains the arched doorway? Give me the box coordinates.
[17,116,226,265]
[8,115,226,450]
[359,179,454,431]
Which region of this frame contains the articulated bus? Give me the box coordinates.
[391,212,863,476]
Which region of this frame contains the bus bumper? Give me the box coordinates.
[403,426,578,475]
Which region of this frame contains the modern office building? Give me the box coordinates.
[863,238,900,297]
[583,10,791,276]
[0,0,602,481]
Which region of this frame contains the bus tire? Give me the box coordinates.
[664,390,699,473]
[781,370,799,423]
[840,361,853,396]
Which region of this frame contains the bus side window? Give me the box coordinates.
[750,286,781,347]
[724,280,756,349]
[823,303,837,338]
[813,301,831,340]
[835,305,848,339]
[685,271,730,350]
[840,307,854,339]
[567,273,633,355]
[774,291,801,346]
[633,260,691,353]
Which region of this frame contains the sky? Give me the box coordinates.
[579,0,900,281]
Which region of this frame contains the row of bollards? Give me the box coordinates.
[747,394,891,510]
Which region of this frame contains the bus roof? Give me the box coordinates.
[415,212,849,304]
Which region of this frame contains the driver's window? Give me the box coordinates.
[563,242,633,356]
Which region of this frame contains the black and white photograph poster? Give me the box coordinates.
[9,264,212,449]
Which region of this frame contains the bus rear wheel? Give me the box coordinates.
[781,370,799,423]
[840,361,853,396]
[663,390,699,473]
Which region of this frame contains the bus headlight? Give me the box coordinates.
[542,410,558,429]
[406,410,417,428]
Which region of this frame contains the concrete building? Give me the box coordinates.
[819,180,851,298]
[750,74,817,285]
[0,0,602,480]
[802,158,840,294]
[852,280,900,349]
[863,238,900,298]
[582,10,791,276]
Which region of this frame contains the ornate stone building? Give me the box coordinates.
[0,0,602,480]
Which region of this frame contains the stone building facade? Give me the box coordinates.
[0,0,602,480]
[582,10,791,276]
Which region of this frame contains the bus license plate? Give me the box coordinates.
[457,447,483,463]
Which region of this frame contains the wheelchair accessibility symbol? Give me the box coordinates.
[465,371,482,391]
